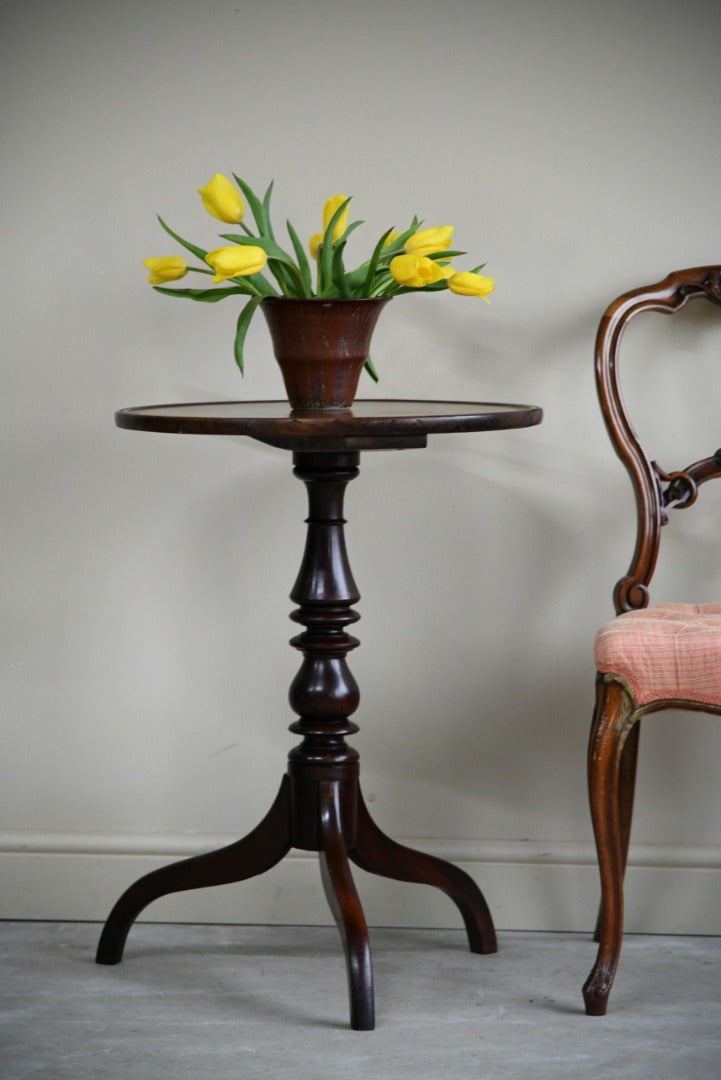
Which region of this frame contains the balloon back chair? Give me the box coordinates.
[582,267,721,1016]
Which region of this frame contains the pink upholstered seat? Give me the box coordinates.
[595,603,721,707]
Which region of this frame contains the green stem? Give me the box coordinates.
[231,276,264,296]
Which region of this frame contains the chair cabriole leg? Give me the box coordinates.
[583,676,637,1016]
[593,717,641,942]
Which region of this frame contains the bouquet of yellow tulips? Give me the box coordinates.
[144,173,494,375]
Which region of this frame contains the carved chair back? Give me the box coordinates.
[595,267,721,614]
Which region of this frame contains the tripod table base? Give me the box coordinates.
[96,772,496,1030]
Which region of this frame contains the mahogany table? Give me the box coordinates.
[96,399,543,1029]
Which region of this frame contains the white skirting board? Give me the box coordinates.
[2,834,720,934]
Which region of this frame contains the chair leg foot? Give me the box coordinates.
[582,968,611,1015]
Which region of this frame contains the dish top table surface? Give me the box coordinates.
[115,399,543,451]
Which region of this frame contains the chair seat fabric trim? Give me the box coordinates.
[595,603,721,707]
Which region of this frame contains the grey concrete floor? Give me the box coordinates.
[1,922,720,1079]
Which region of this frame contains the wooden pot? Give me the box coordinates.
[261,297,389,410]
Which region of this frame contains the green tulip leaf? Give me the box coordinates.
[363,355,379,382]
[268,262,298,296]
[361,227,396,295]
[233,295,263,374]
[261,181,276,240]
[152,285,253,302]
[286,218,313,296]
[233,175,267,236]
[367,270,395,297]
[242,272,278,297]
[391,280,451,295]
[157,216,208,263]
[428,249,466,261]
[328,220,363,296]
[336,219,364,246]
[331,242,350,297]
[387,217,422,253]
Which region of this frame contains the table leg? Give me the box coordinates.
[318,780,374,1030]
[96,776,292,965]
[350,787,497,955]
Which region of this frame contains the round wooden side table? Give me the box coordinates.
[96,399,543,1029]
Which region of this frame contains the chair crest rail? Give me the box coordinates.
[595,267,721,613]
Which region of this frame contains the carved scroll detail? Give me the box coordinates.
[653,451,721,521]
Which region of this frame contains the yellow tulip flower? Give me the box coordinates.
[389,253,448,288]
[322,193,349,242]
[448,271,495,300]
[197,173,245,224]
[143,256,188,284]
[405,226,454,257]
[205,245,267,283]
[309,194,349,257]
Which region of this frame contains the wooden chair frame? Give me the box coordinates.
[582,267,721,1016]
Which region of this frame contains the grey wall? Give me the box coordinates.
[3,0,721,932]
